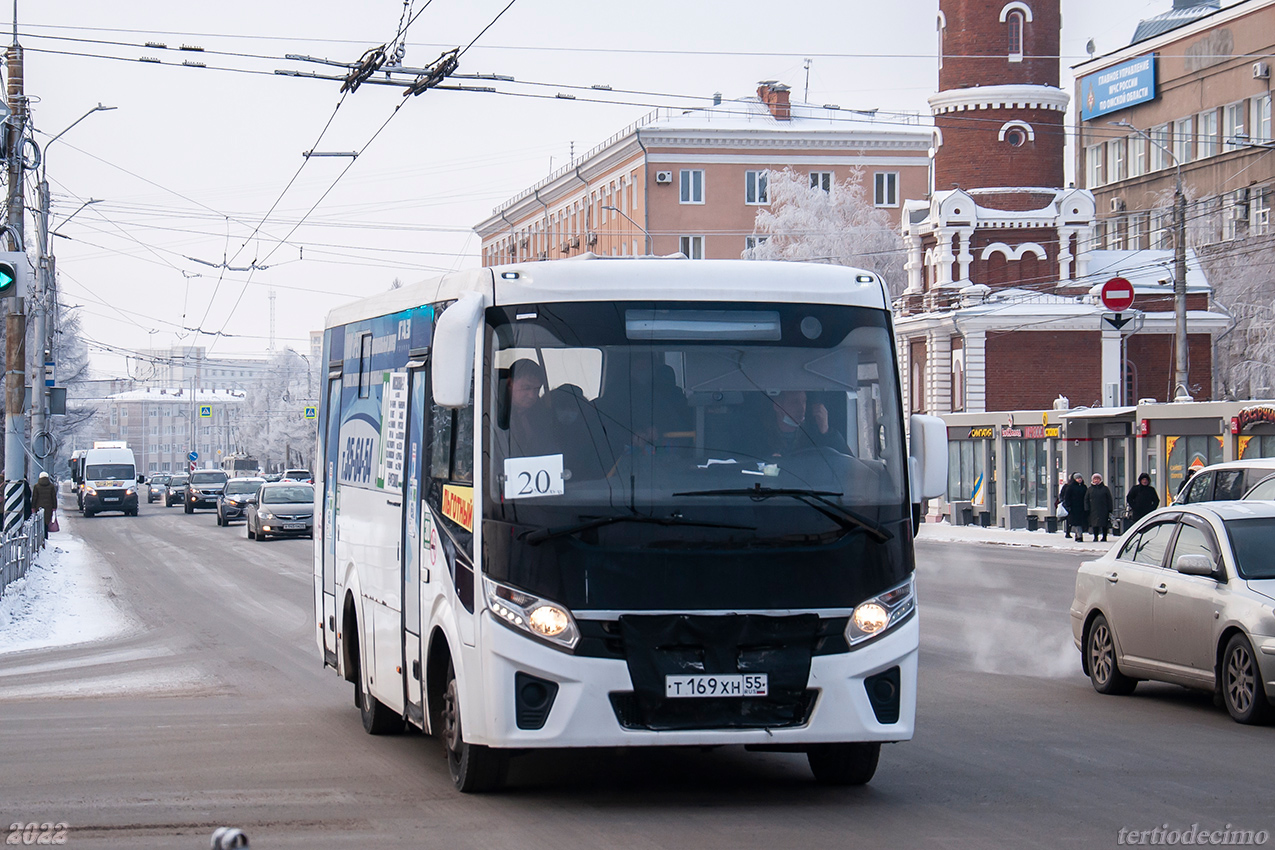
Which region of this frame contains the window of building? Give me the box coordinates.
[1253,94,1272,145]
[1129,134,1147,178]
[1197,109,1219,159]
[909,340,927,414]
[1128,212,1146,250]
[1093,220,1107,250]
[745,170,769,205]
[1173,116,1194,163]
[873,172,899,207]
[1006,9,1024,61]
[679,169,704,204]
[1086,144,1105,187]
[1150,124,1171,171]
[110,408,118,426]
[1108,138,1126,182]
[1253,188,1270,237]
[1110,216,1126,250]
[679,235,704,259]
[810,171,833,192]
[1151,211,1171,249]
[951,336,965,412]
[745,235,769,252]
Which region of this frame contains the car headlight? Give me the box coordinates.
[85,486,97,496]
[846,576,916,646]
[484,577,579,650]
[125,488,135,496]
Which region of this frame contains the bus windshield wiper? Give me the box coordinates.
[524,513,756,545]
[674,484,893,543]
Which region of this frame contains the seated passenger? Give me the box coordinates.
[752,390,850,458]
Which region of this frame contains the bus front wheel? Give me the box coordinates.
[442,662,507,793]
[806,742,880,786]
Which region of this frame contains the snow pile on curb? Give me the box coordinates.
[0,530,134,654]
[918,519,1114,552]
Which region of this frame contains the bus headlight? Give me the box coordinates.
[847,576,916,646]
[484,577,579,650]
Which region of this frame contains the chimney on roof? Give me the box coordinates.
[757,81,791,121]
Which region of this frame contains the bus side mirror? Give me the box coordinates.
[909,414,948,501]
[431,291,486,409]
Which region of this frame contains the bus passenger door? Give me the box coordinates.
[321,374,342,665]
[402,366,428,724]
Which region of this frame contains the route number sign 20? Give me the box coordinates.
[503,454,565,499]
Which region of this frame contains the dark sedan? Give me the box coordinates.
[185,469,229,514]
[247,482,314,541]
[165,474,190,507]
[217,477,265,526]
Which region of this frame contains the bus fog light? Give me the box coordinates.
[846,577,916,646]
[485,577,579,650]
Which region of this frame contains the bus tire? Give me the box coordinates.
[806,742,880,786]
[442,662,507,793]
[353,640,403,736]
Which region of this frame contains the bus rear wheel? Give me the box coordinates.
[806,742,881,786]
[442,662,507,793]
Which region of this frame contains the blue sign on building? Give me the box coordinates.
[1081,54,1157,121]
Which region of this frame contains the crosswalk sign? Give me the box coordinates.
[199,404,212,418]
[304,406,317,420]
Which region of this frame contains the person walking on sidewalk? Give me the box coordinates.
[1085,473,1115,543]
[32,471,58,533]
[1125,472,1160,524]
[1059,472,1089,541]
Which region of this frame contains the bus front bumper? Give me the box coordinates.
[472,611,918,749]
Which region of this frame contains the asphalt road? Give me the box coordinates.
[2,490,1272,849]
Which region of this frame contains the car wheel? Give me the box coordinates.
[85,510,95,518]
[256,529,268,542]
[1222,634,1273,725]
[441,661,506,792]
[184,503,193,514]
[247,523,255,540]
[806,742,881,786]
[217,511,224,526]
[1086,614,1137,696]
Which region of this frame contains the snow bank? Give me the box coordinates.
[917,519,1114,552]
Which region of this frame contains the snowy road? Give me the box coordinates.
[1,500,1272,848]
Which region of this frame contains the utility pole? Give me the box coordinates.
[30,176,48,479]
[3,35,27,531]
[1173,187,1190,401]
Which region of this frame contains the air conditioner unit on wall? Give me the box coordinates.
[586,232,598,246]
[1255,62,1270,79]
[1110,197,1125,212]
[655,171,673,184]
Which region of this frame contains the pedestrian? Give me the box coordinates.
[32,471,58,533]
[1125,472,1160,524]
[1085,472,1115,543]
[1059,472,1088,541]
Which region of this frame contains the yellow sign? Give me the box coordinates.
[968,427,995,439]
[441,485,474,532]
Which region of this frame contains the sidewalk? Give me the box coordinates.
[0,525,134,655]
[917,519,1116,552]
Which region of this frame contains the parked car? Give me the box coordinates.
[280,468,313,484]
[165,473,190,507]
[185,469,229,514]
[1071,501,1275,724]
[1174,459,1275,505]
[247,482,314,541]
[217,477,265,527]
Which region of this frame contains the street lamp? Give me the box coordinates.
[601,204,652,255]
[29,103,118,480]
[1110,119,1191,401]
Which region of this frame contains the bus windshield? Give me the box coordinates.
[483,300,911,612]
[86,464,134,480]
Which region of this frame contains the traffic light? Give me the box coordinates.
[0,251,28,300]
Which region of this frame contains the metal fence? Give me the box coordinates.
[0,511,47,600]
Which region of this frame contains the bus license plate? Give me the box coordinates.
[282,522,305,530]
[103,498,119,503]
[665,674,768,698]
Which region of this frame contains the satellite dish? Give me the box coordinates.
[1085,38,1096,58]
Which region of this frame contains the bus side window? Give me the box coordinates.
[429,405,454,480]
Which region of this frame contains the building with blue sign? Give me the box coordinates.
[1074,0,1275,402]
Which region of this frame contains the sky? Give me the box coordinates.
[3,0,1193,378]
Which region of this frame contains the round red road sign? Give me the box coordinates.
[1101,277,1135,312]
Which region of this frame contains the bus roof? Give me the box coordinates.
[325,257,889,330]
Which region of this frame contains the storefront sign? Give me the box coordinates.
[968,427,995,439]
[1236,404,1275,432]
[1080,53,1157,120]
[1021,425,1061,439]
[1002,428,1023,438]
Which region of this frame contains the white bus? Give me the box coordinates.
[314,257,946,792]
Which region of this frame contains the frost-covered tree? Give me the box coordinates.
[237,348,317,470]
[44,307,97,478]
[743,167,906,294]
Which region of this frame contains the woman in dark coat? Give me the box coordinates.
[1126,472,1160,523]
[1059,472,1089,541]
[31,471,58,532]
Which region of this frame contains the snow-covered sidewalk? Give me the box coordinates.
[917,519,1116,552]
[0,527,135,655]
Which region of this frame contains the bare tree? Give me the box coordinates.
[743,167,906,294]
[238,348,317,470]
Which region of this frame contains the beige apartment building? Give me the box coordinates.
[475,83,933,264]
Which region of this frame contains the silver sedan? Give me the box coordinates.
[1070,501,1275,724]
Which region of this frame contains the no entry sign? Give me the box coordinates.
[1101,277,1135,312]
